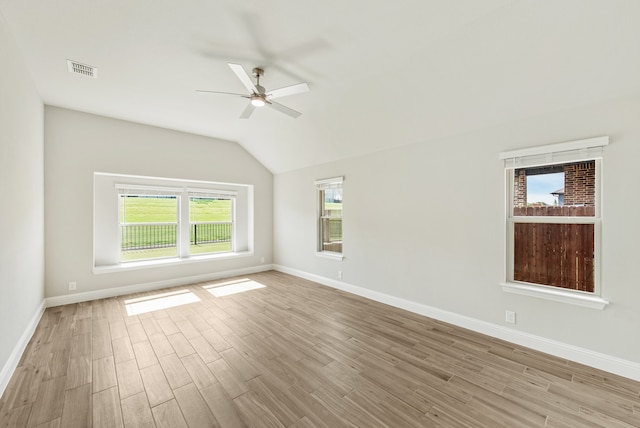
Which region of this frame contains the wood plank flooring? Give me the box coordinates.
[1,270,639,427]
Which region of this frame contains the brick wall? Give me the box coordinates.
[513,169,527,208]
[564,161,595,206]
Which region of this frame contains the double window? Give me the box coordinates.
[500,137,608,308]
[117,185,235,262]
[316,177,343,257]
[94,173,251,270]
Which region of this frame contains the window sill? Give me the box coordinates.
[93,251,253,274]
[315,251,344,261]
[501,281,608,310]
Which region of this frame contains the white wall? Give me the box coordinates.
[44,107,273,298]
[274,95,640,365]
[0,14,45,373]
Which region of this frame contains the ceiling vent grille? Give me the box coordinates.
[66,60,97,78]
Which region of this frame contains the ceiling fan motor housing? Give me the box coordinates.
[197,63,308,118]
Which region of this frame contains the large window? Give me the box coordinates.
[316,177,343,256]
[117,186,236,262]
[94,173,252,270]
[500,137,608,308]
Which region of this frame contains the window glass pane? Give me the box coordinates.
[320,188,342,253]
[120,195,178,261]
[189,197,233,255]
[513,223,594,292]
[513,160,595,216]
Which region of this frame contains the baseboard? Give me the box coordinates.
[45,264,274,308]
[0,300,45,397]
[273,264,640,382]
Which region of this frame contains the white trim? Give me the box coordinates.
[50,264,273,307]
[501,282,608,309]
[315,251,344,261]
[115,183,182,194]
[314,176,344,188]
[96,171,247,188]
[94,251,254,274]
[499,136,609,160]
[273,264,640,382]
[186,188,238,198]
[0,301,45,397]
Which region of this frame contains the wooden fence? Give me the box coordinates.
[513,222,594,292]
[513,206,595,216]
[513,205,595,292]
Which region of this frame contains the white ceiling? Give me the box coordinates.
[2,0,640,173]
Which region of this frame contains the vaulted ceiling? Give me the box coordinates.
[2,0,639,173]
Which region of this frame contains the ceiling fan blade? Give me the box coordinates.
[196,90,245,96]
[228,63,258,94]
[268,101,302,118]
[239,103,256,119]
[267,82,310,100]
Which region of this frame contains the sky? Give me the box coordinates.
[527,172,564,205]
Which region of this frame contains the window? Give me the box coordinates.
[188,191,235,256]
[500,137,608,309]
[316,177,343,257]
[119,193,179,261]
[116,185,236,262]
[94,173,252,270]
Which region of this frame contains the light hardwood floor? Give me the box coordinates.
[1,270,639,427]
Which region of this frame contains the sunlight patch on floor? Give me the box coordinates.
[124,289,200,316]
[203,278,266,297]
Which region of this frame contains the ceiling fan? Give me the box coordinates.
[197,63,310,119]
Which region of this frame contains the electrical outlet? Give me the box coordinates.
[505,310,516,324]
[68,281,77,291]
[338,271,343,279]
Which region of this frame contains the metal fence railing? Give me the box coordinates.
[121,222,232,250]
[190,222,232,245]
[121,223,177,250]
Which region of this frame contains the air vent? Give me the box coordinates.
[66,59,97,78]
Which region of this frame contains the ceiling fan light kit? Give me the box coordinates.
[250,95,266,107]
[197,63,309,119]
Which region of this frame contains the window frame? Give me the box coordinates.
[93,173,251,273]
[499,137,609,309]
[187,189,237,256]
[116,185,237,263]
[315,176,344,260]
[119,193,180,261]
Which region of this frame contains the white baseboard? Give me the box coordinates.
[46,264,274,307]
[0,300,45,397]
[273,264,640,382]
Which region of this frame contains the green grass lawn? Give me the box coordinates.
[190,197,232,222]
[121,242,232,261]
[120,196,232,223]
[119,196,233,261]
[120,196,177,223]
[325,202,342,211]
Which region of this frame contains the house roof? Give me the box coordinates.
[1,1,640,173]
[551,188,565,195]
